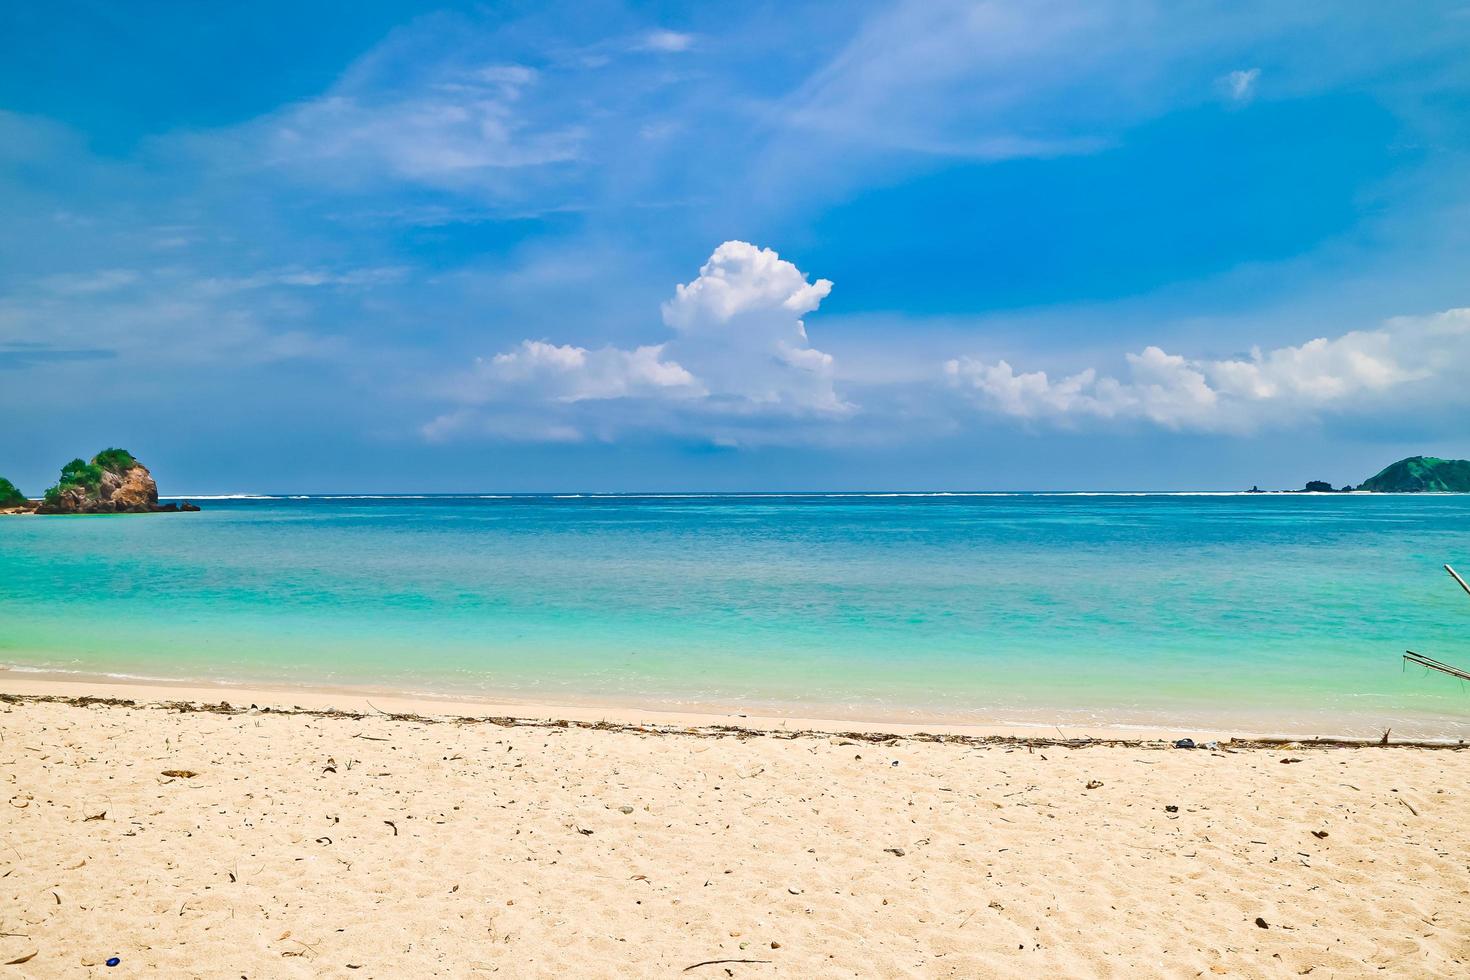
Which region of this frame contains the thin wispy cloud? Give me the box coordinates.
[254,64,584,190]
[1220,67,1261,104]
[635,30,696,53]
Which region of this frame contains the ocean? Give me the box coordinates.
[2,493,1468,738]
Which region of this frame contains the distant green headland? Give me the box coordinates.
[1278,455,1470,493]
[1357,456,1470,493]
[0,448,198,515]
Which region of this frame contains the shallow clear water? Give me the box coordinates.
[2,494,1468,737]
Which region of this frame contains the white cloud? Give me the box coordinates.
[259,64,582,187]
[946,308,1470,432]
[472,339,699,402]
[1219,67,1261,104]
[636,30,695,53]
[426,241,850,442]
[0,265,374,367]
[39,269,141,295]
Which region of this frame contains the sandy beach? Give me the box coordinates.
[1,679,1465,977]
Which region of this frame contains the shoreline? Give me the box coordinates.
[4,669,1465,746]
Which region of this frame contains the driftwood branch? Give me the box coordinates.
[1405,651,1470,683]
[1446,564,1470,600]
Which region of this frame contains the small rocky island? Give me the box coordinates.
[1,448,199,515]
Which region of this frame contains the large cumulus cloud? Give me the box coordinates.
[425,241,850,443]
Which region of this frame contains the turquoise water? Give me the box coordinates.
[2,494,1468,737]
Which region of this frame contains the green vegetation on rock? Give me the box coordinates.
[1359,456,1470,493]
[0,477,26,508]
[93,448,138,473]
[42,448,139,505]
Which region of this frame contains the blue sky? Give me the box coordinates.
[3,1,1469,492]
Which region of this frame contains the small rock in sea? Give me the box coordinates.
[1173,738,1196,750]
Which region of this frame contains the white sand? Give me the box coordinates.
[1,680,1466,977]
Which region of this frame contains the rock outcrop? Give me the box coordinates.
[39,464,157,513]
[1359,456,1470,493]
[27,449,198,515]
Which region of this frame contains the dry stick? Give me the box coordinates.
[1405,651,1470,683]
[683,959,773,972]
[1406,650,1459,671]
[1445,564,1470,599]
[1398,566,1470,684]
[1406,650,1467,674]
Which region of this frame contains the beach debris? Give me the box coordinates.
[106,957,120,967]
[1173,739,1196,750]
[619,805,634,814]
[883,847,905,857]
[83,811,106,821]
[160,769,199,778]
[383,820,397,836]
[4,952,37,965]
[1202,741,1220,751]
[1255,917,1270,929]
[682,958,773,972]
[1311,830,1328,839]
[1279,758,1303,764]
[1398,798,1418,817]
[1165,805,1179,813]
[1085,780,1104,789]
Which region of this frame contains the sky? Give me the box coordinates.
[2,1,1469,492]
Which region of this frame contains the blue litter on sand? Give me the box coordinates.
[106,957,120,967]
